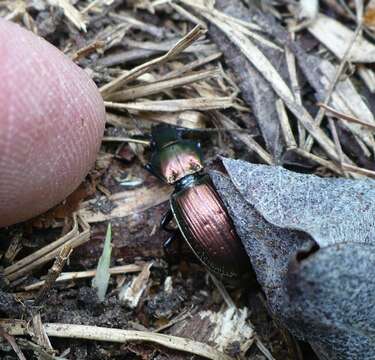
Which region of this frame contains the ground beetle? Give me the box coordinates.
[145,124,248,278]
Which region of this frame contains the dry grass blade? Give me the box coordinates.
[23,264,143,292]
[327,117,346,176]
[213,111,274,165]
[0,327,27,360]
[2,321,233,360]
[176,0,262,32]
[109,12,166,38]
[80,0,101,14]
[169,1,207,28]
[293,148,343,175]
[31,313,53,352]
[4,215,90,282]
[341,163,375,178]
[209,273,235,308]
[220,33,335,156]
[318,103,375,130]
[158,52,222,81]
[358,66,375,92]
[308,13,374,62]
[105,110,207,130]
[16,339,59,359]
[304,22,364,152]
[125,38,216,54]
[276,99,297,149]
[178,0,281,51]
[3,2,26,21]
[284,30,305,146]
[102,137,150,145]
[104,97,234,112]
[107,68,220,101]
[316,60,375,151]
[100,25,206,98]
[256,338,276,360]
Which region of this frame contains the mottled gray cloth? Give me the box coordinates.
[211,158,375,360]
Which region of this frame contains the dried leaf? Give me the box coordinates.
[292,51,375,153]
[308,14,375,63]
[207,0,284,159]
[211,158,375,360]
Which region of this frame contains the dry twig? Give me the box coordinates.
[105,97,235,112]
[23,264,144,292]
[0,327,27,360]
[34,246,73,305]
[4,215,90,282]
[304,21,364,151]
[107,68,220,102]
[2,321,232,360]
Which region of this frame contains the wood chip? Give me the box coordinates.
[78,185,172,223]
[119,262,153,308]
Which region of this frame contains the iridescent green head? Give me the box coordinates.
[148,124,204,184]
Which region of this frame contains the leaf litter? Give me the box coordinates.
[1,0,375,359]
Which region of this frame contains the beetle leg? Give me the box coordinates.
[161,211,182,268]
[163,232,176,250]
[145,163,164,182]
[162,231,179,271]
[163,231,182,264]
[160,209,175,233]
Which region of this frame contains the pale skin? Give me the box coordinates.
[0,19,106,227]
